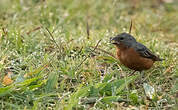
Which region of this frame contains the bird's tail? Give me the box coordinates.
[154,56,164,61]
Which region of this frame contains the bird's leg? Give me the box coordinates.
[129,70,136,76]
[139,71,143,84]
[124,72,129,101]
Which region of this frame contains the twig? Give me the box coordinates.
[129,19,133,34]
[76,40,102,69]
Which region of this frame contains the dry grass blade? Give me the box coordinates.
[129,19,133,34]
[26,26,41,35]
[2,27,8,35]
[86,18,90,39]
[90,46,116,59]
[163,65,174,75]
[45,27,61,51]
[76,39,102,69]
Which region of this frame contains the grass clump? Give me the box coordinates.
[0,0,177,109]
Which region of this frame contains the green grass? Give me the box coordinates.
[0,0,177,109]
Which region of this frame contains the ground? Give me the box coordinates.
[0,0,177,109]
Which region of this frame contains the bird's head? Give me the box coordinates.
[110,32,136,48]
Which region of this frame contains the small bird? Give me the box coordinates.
[111,32,163,76]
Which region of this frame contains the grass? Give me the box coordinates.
[0,0,177,109]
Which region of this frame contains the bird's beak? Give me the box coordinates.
[110,37,120,45]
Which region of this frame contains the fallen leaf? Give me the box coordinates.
[2,72,13,86]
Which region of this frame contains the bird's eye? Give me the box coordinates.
[120,37,124,40]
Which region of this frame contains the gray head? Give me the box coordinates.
[110,32,137,48]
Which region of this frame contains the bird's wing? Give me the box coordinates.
[134,43,162,61]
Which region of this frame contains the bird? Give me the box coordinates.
[110,32,163,77]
